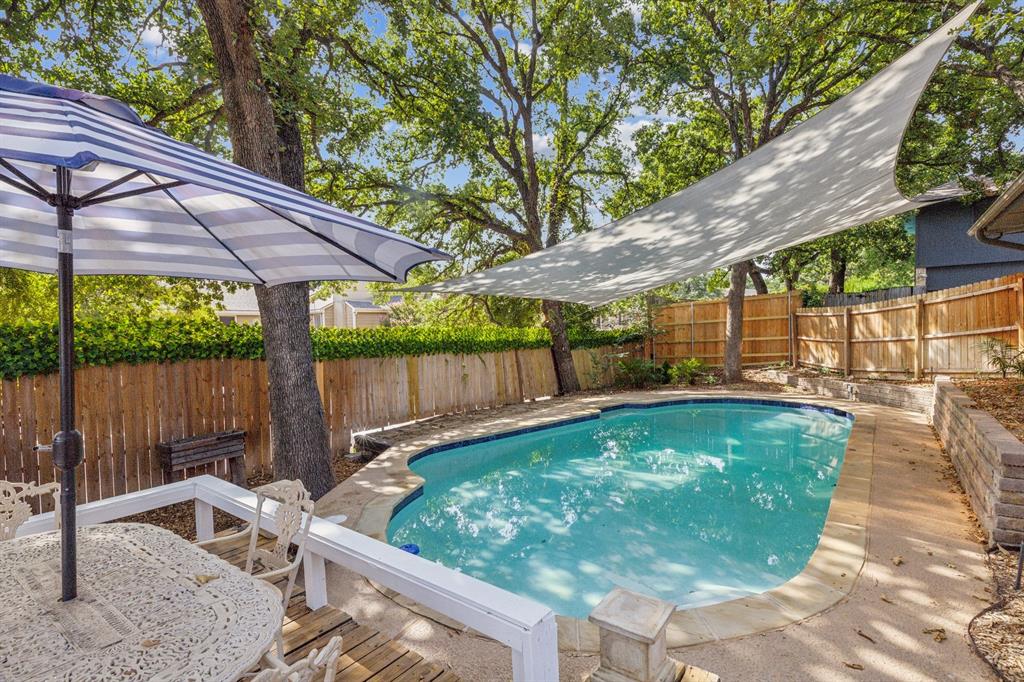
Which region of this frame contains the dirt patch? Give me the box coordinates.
[117,452,367,541]
[956,378,1024,444]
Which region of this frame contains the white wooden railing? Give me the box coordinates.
[17,475,559,682]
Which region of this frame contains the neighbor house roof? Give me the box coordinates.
[970,171,1024,238]
[412,3,979,306]
[345,299,385,310]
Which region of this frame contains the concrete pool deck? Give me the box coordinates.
[316,387,995,681]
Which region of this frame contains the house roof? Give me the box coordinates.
[970,171,1024,237]
[345,299,386,311]
[218,288,259,314]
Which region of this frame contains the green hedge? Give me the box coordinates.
[0,319,642,379]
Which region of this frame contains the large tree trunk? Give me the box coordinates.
[542,299,581,394]
[198,0,335,498]
[723,261,749,384]
[828,249,848,294]
[748,266,769,295]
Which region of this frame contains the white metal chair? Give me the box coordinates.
[198,479,315,608]
[0,480,60,540]
[248,634,343,682]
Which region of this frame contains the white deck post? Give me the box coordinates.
[302,550,329,609]
[511,611,559,682]
[194,498,214,542]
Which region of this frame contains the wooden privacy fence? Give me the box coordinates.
[795,274,1024,378]
[653,291,800,366]
[0,344,636,507]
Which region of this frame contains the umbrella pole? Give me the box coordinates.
[52,166,83,602]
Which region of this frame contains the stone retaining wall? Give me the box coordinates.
[757,369,934,414]
[932,377,1024,545]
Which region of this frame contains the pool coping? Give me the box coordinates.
[345,392,874,653]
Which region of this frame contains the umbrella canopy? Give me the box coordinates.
[413,2,978,306]
[0,76,448,601]
[0,76,449,283]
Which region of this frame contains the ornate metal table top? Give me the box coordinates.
[0,522,284,681]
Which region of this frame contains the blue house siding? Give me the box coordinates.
[915,196,1024,291]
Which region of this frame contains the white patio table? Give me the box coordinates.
[0,522,283,682]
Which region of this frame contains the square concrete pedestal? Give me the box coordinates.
[586,588,685,682]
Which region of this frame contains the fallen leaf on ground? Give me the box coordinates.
[892,556,904,566]
[843,662,865,671]
[923,628,947,642]
[856,629,876,644]
[880,595,896,605]
[194,574,219,585]
[141,639,160,648]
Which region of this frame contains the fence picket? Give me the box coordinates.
[0,344,634,501]
[794,274,1023,377]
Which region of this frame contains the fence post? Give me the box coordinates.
[690,302,695,359]
[914,297,925,380]
[314,361,325,403]
[510,611,559,682]
[1018,276,1024,351]
[843,308,852,377]
[194,498,214,542]
[302,551,330,610]
[788,293,797,368]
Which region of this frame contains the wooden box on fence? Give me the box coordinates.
[157,430,246,486]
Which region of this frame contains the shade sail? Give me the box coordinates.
[414,2,978,306]
[0,76,449,285]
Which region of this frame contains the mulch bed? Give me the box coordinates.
[971,548,1024,681]
[956,378,1024,444]
[761,366,933,386]
[952,377,1024,680]
[118,452,367,541]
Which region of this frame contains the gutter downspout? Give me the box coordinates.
[974,230,1024,252]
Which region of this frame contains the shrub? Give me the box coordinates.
[0,318,639,379]
[668,357,708,385]
[615,357,663,388]
[979,338,1021,379]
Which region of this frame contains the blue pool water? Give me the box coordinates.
[387,400,853,618]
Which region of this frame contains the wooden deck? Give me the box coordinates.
[209,532,460,682]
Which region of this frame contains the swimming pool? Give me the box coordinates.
[387,399,853,618]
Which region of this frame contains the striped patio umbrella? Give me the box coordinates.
[0,75,449,601]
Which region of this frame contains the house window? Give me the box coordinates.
[310,313,324,328]
[218,315,236,325]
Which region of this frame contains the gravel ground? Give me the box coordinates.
[117,452,367,540]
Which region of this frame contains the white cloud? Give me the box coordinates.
[614,119,649,153]
[532,132,553,157]
[141,25,174,57]
[141,26,164,47]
